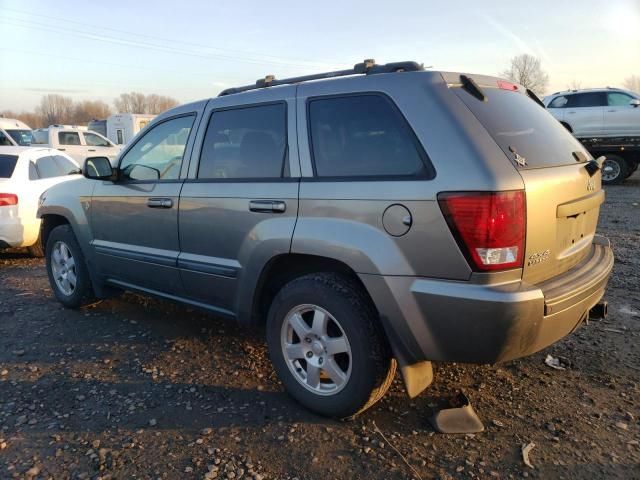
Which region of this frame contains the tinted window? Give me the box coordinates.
[453,87,584,169]
[36,156,63,178]
[58,132,81,145]
[608,92,633,106]
[119,115,194,181]
[308,95,428,177]
[0,132,12,146]
[548,96,568,108]
[566,92,606,108]
[6,130,32,146]
[0,154,18,178]
[31,130,49,144]
[84,132,110,147]
[29,162,39,180]
[198,103,287,179]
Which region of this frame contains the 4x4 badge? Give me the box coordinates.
[587,178,595,191]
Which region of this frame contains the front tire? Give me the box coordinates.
[266,273,396,418]
[601,154,629,185]
[45,225,94,308]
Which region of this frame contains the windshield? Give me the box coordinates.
[6,129,33,146]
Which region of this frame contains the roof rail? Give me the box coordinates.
[218,59,424,96]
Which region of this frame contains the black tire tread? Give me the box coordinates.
[268,272,395,418]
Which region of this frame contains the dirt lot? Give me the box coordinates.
[1,175,639,480]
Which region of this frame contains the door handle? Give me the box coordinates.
[567,111,576,114]
[58,148,66,151]
[147,197,173,209]
[88,148,96,152]
[607,110,616,113]
[249,200,286,213]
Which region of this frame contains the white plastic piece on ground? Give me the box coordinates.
[544,354,565,370]
[522,442,536,469]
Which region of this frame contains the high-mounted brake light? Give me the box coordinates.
[438,191,526,271]
[0,194,18,206]
[497,80,519,91]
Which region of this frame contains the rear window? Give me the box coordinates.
[308,94,432,178]
[31,130,49,145]
[6,130,32,146]
[0,154,19,178]
[453,87,584,169]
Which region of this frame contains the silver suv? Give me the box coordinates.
[38,61,614,418]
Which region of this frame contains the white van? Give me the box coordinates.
[0,118,33,146]
[107,113,155,145]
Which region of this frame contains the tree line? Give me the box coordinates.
[1,92,179,129]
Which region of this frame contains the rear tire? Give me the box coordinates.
[45,225,95,308]
[601,154,629,185]
[266,273,396,419]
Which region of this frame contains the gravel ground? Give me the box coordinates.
[0,174,639,480]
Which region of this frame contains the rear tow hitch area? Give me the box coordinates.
[590,300,608,320]
[429,392,485,434]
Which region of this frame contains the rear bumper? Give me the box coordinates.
[361,236,614,364]
[0,219,25,247]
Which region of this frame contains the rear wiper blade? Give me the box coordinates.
[459,75,486,102]
[526,88,545,108]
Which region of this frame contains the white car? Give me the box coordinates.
[544,88,640,137]
[31,125,121,166]
[0,147,81,256]
[0,118,33,146]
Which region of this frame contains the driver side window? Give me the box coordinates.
[119,115,195,181]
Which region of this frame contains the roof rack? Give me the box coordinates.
[218,59,424,96]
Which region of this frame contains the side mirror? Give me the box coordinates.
[84,157,115,180]
[630,99,640,108]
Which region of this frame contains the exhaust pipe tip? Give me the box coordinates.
[590,301,608,320]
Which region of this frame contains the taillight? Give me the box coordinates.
[438,191,526,272]
[0,193,18,206]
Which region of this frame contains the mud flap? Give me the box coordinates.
[429,392,485,434]
[399,360,434,398]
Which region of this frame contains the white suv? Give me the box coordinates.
[544,88,640,137]
[31,125,121,166]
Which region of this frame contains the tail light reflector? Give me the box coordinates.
[0,193,18,206]
[438,191,526,271]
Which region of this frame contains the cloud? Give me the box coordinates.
[24,87,88,94]
[480,13,550,62]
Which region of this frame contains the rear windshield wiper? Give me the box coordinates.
[460,75,486,102]
[526,88,545,108]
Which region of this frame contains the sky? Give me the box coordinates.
[1,0,639,112]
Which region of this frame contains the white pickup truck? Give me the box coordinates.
[31,125,120,166]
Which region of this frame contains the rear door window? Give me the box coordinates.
[58,131,81,145]
[307,94,431,178]
[548,96,568,108]
[35,156,64,178]
[453,87,584,169]
[0,154,19,178]
[198,103,287,179]
[566,92,606,108]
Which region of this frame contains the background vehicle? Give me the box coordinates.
[0,147,81,256]
[0,118,33,146]
[544,88,640,183]
[38,61,613,419]
[87,119,107,137]
[31,125,120,166]
[107,113,155,145]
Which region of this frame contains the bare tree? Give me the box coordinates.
[36,94,74,125]
[500,54,549,96]
[567,79,582,91]
[114,92,179,114]
[114,92,147,114]
[0,110,44,128]
[145,94,179,114]
[623,75,640,93]
[72,100,112,123]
